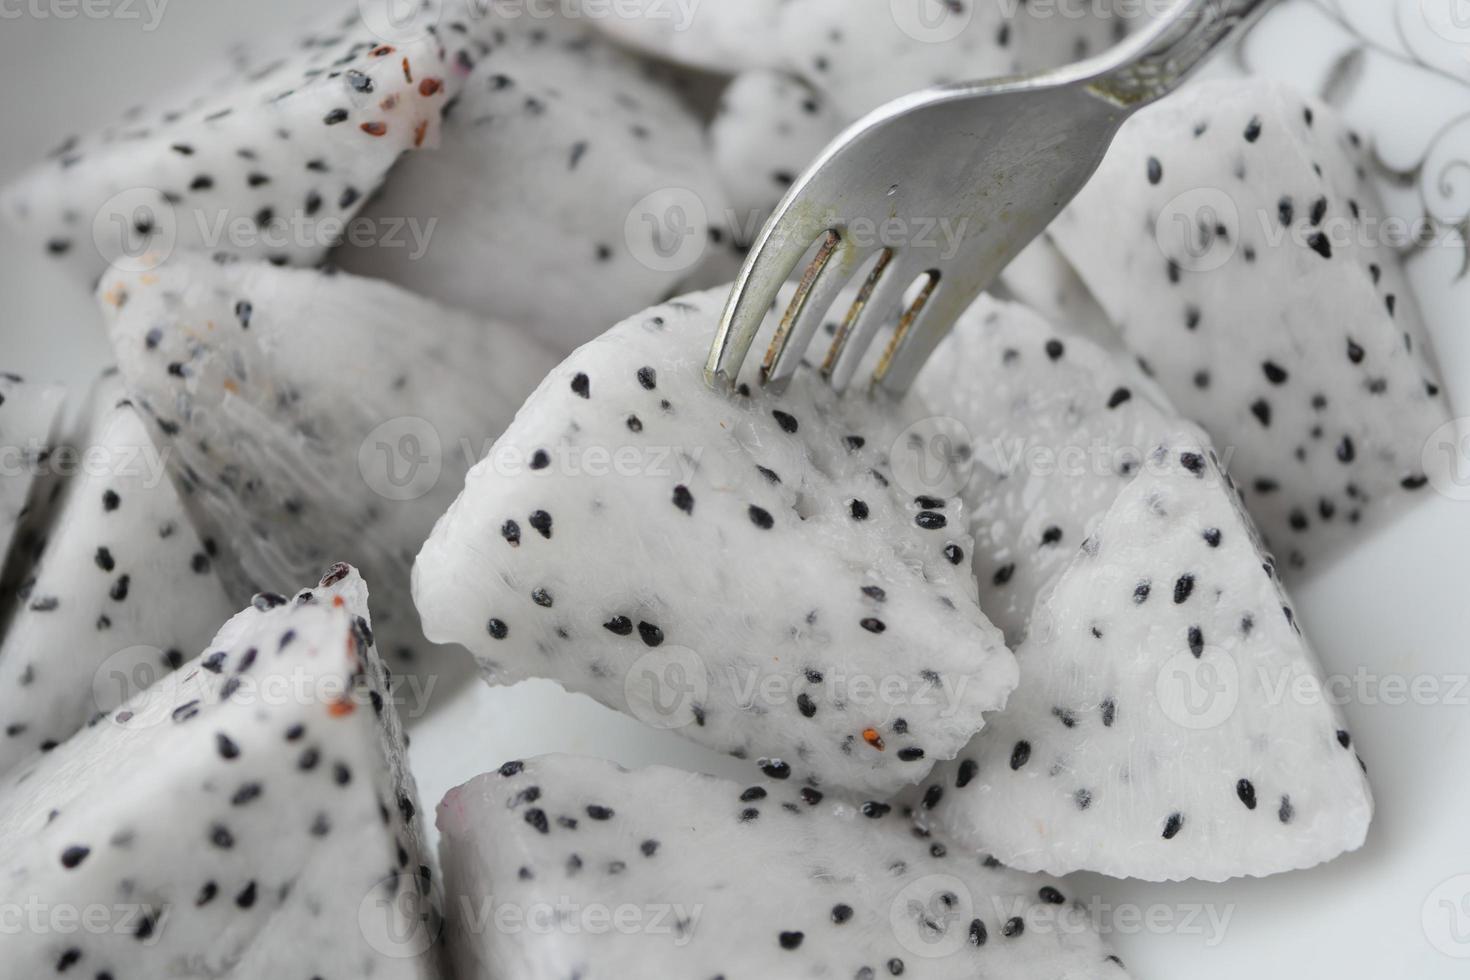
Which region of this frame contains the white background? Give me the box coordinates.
[1,3,1468,978]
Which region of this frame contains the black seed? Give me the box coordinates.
[1133,581,1151,604]
[626,415,642,433]
[1203,528,1222,547]
[1010,740,1031,770]
[1075,788,1093,810]
[216,733,240,760]
[571,373,590,398]
[637,366,657,389]
[1173,574,1195,604]
[1336,436,1355,463]
[486,618,508,640]
[524,808,549,834]
[603,616,633,636]
[797,693,817,718]
[637,621,664,647]
[1237,778,1257,809]
[1045,339,1065,360]
[529,450,550,470]
[1278,795,1294,824]
[761,759,791,779]
[1039,885,1065,904]
[1162,812,1184,839]
[833,903,854,924]
[1251,399,1272,427]
[210,824,235,848]
[102,489,120,511]
[861,801,891,818]
[897,747,924,761]
[916,511,946,530]
[756,465,781,484]
[1188,626,1204,657]
[849,499,869,520]
[672,485,694,514]
[860,617,886,634]
[531,588,553,608]
[1307,232,1332,258]
[1146,156,1162,184]
[1337,729,1351,749]
[60,845,90,869]
[748,505,774,529]
[800,787,823,805]
[740,787,767,802]
[502,520,521,546]
[1243,115,1262,141]
[922,784,944,809]
[844,435,866,451]
[944,543,964,565]
[529,510,553,538]
[1262,361,1288,384]
[1107,387,1132,409]
[324,108,349,125]
[641,839,659,857]
[772,410,798,433]
[1002,917,1024,938]
[956,759,978,787]
[779,931,804,950]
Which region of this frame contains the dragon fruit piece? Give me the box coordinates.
[1050,79,1450,571]
[0,564,441,977]
[915,295,1189,645]
[98,254,560,708]
[0,371,236,775]
[415,287,1016,796]
[584,0,786,73]
[773,0,1134,119]
[1,3,453,281]
[709,70,845,233]
[438,753,1129,978]
[0,373,65,570]
[913,442,1374,882]
[338,17,732,353]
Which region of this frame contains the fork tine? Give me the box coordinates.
[763,233,875,389]
[707,214,831,389]
[820,252,914,393]
[872,275,978,396]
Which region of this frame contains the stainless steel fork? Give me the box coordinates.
[706,0,1275,396]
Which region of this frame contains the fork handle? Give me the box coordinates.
[1086,0,1277,107]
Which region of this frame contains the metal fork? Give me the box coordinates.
[706,0,1274,396]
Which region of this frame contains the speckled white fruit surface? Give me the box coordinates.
[415,287,1017,797]
[437,753,1129,979]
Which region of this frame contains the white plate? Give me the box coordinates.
[1,2,1468,977]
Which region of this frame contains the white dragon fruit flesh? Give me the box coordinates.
[1050,79,1450,572]
[591,0,1135,118]
[338,15,732,352]
[438,753,1129,979]
[99,254,560,709]
[0,563,441,978]
[0,371,235,775]
[415,287,1016,796]
[709,70,845,234]
[0,372,65,571]
[915,295,1189,645]
[913,442,1374,881]
[0,3,455,281]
